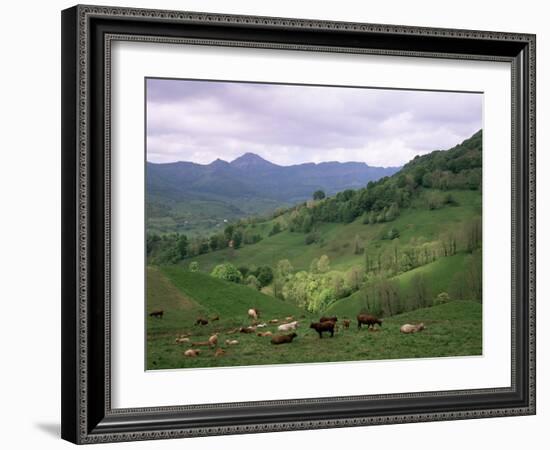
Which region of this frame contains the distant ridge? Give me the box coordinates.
[148,153,400,203]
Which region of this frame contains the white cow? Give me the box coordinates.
[400,323,425,334]
[278,321,299,332]
[248,308,259,320]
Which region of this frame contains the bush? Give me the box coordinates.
[254,266,274,287]
[305,232,319,245]
[434,292,451,305]
[268,222,282,236]
[211,263,243,283]
[382,227,400,240]
[188,261,199,272]
[245,274,261,290]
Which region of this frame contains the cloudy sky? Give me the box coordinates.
[146,78,482,167]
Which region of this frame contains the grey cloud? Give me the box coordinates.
[146,78,482,167]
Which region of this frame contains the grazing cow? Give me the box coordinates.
[271,332,298,345]
[278,321,299,332]
[268,319,279,324]
[214,348,226,357]
[210,315,220,321]
[195,318,208,326]
[257,331,273,337]
[320,316,337,323]
[248,308,260,320]
[184,349,200,357]
[240,326,256,334]
[175,337,190,344]
[149,309,164,318]
[310,321,336,338]
[342,319,351,329]
[225,339,239,345]
[400,323,425,334]
[357,314,383,329]
[208,334,218,347]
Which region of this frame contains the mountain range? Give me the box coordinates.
[147,153,400,234]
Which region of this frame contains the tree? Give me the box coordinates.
[269,222,282,236]
[245,274,261,290]
[309,257,319,274]
[211,263,243,283]
[223,224,234,241]
[238,266,250,278]
[276,259,294,279]
[209,234,223,251]
[232,230,243,249]
[346,266,363,292]
[313,190,326,200]
[317,255,331,273]
[255,266,274,287]
[384,202,400,222]
[331,274,346,299]
[353,235,363,255]
[176,234,188,259]
[188,261,199,272]
[410,273,429,309]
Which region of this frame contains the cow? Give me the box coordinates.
[310,321,336,338]
[357,314,383,330]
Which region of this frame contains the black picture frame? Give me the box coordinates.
[61,4,536,444]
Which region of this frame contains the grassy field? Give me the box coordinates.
[185,189,480,274]
[147,267,482,370]
[325,252,469,317]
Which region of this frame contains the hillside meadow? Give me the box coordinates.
[147,267,482,370]
[146,131,483,369]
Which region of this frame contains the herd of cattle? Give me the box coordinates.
[149,307,426,358]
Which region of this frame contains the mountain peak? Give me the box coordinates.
[208,158,230,168]
[230,153,276,169]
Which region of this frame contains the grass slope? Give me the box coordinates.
[147,267,310,369]
[186,190,480,274]
[148,296,481,370]
[325,253,469,317]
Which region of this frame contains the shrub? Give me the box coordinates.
[305,232,320,245]
[245,274,261,290]
[254,266,274,287]
[434,292,451,305]
[211,263,243,283]
[382,227,400,240]
[188,261,199,273]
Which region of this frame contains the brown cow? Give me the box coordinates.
[342,319,351,329]
[149,309,164,318]
[310,321,336,338]
[357,314,383,329]
[271,332,298,345]
[195,318,208,326]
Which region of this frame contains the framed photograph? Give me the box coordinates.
[61,5,536,444]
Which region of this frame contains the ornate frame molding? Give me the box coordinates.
[61,5,536,444]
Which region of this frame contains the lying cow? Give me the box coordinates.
[278,321,299,332]
[271,332,297,345]
[400,323,425,334]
